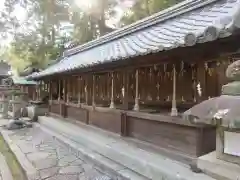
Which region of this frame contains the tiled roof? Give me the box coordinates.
[12,76,37,85]
[30,0,240,79]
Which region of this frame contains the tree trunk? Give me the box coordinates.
[97,0,114,36]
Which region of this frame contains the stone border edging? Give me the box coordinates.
[0,153,13,180]
[0,128,37,180]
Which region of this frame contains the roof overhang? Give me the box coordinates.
[12,76,37,85]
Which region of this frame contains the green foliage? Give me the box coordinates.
[0,0,185,74]
[121,0,184,25]
[0,0,71,74]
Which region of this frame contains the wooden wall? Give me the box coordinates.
[88,109,122,134]
[49,101,60,115]
[127,116,198,156]
[48,103,216,163]
[66,105,88,124]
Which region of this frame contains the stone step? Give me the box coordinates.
[38,116,216,180]
[198,151,240,180]
[37,124,148,180]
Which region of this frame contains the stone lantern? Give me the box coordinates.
[183,60,240,179]
[9,89,28,119]
[0,88,10,119]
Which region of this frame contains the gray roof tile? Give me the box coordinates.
[30,0,240,79]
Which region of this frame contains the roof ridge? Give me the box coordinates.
[65,0,219,57]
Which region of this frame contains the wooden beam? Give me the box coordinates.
[49,80,52,101]
[84,74,89,105]
[66,78,69,103]
[58,79,61,101]
[197,62,206,102]
[171,64,178,116]
[78,76,81,105]
[92,74,96,108]
[122,69,130,110]
[109,72,115,109]
[133,69,139,111]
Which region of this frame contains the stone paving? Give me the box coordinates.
[7,126,122,180]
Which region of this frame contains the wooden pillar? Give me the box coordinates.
[122,69,129,110]
[60,78,66,118]
[66,78,70,103]
[109,72,115,109]
[63,79,65,101]
[92,74,96,107]
[39,81,41,100]
[48,80,51,112]
[58,79,61,101]
[49,80,52,100]
[171,64,178,116]
[133,69,140,111]
[33,86,36,100]
[197,62,206,102]
[216,61,227,95]
[36,84,39,100]
[37,82,40,101]
[78,76,81,105]
[85,76,88,105]
[26,86,28,94]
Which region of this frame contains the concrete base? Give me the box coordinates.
[38,116,216,180]
[197,151,240,180]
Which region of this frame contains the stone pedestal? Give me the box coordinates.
[1,99,9,119]
[27,101,48,121]
[216,127,240,165]
[11,100,23,119]
[198,151,240,180]
[223,131,240,157]
[0,94,9,119]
